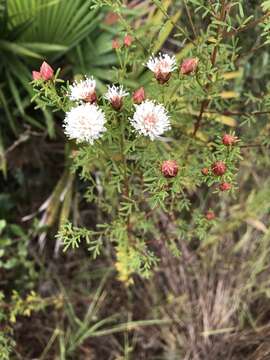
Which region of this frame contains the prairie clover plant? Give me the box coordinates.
[32,0,270,283]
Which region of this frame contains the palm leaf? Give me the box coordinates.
[0,39,42,58]
[0,0,7,33]
[0,0,107,136]
[8,0,101,58]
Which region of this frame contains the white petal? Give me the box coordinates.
[146,53,177,74]
[104,84,129,102]
[63,104,106,144]
[130,100,171,140]
[69,77,96,102]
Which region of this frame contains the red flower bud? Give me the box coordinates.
[32,71,42,80]
[104,12,119,25]
[112,39,120,50]
[40,61,54,80]
[132,87,145,104]
[205,211,215,220]
[124,35,132,47]
[222,133,237,146]
[219,182,231,191]
[212,161,227,176]
[180,58,199,75]
[201,167,209,176]
[161,160,179,178]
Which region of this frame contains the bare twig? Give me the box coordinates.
[183,0,197,39]
[193,99,209,137]
[4,132,30,155]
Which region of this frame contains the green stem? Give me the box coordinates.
[119,114,129,198]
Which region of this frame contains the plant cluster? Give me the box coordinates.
[32,32,244,282]
[1,0,270,358]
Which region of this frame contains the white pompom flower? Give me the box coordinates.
[69,77,97,103]
[130,100,171,140]
[146,53,177,84]
[63,103,106,144]
[104,85,129,110]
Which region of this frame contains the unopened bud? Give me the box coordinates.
[212,161,227,176]
[112,39,120,50]
[201,167,209,176]
[40,61,54,80]
[124,35,132,47]
[32,71,42,80]
[219,182,231,191]
[222,133,237,146]
[132,87,145,104]
[205,211,215,220]
[180,58,198,75]
[104,12,119,25]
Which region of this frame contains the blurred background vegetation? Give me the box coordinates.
[1,0,270,359]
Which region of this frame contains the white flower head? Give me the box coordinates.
[130,100,171,140]
[104,84,129,110]
[146,53,177,83]
[69,77,96,103]
[63,103,106,144]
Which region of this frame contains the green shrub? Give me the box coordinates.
[31,0,270,284]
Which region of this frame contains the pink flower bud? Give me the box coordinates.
[112,39,120,50]
[104,12,119,25]
[205,211,215,220]
[124,35,132,47]
[211,161,227,176]
[180,58,199,75]
[219,182,231,191]
[161,160,179,178]
[40,61,54,80]
[222,133,237,146]
[132,87,145,104]
[32,71,42,80]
